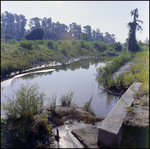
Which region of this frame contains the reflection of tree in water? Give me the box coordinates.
[56,56,109,72]
[21,71,53,80]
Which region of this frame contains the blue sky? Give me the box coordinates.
[1,1,149,43]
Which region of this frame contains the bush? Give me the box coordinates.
[7,39,17,45]
[20,40,33,49]
[2,82,45,118]
[101,47,118,56]
[59,91,74,106]
[47,40,54,49]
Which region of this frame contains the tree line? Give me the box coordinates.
[1,11,116,43]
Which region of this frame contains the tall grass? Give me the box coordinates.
[97,50,149,96]
[48,93,57,111]
[84,94,93,112]
[59,91,74,106]
[96,50,132,88]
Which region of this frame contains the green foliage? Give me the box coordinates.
[110,42,122,52]
[25,27,45,40]
[84,94,93,112]
[1,39,123,79]
[47,40,54,49]
[59,91,74,106]
[2,82,45,118]
[7,39,18,45]
[101,47,118,56]
[20,40,33,49]
[96,50,132,88]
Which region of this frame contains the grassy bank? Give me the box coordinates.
[96,43,149,96]
[1,39,121,78]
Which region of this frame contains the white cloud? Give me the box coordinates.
[54,1,63,5]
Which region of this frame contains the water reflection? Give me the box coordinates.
[21,71,53,80]
[1,56,118,117]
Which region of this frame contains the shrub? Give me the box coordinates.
[7,39,17,45]
[20,40,33,49]
[59,91,74,106]
[2,82,45,118]
[47,40,54,49]
[71,38,77,45]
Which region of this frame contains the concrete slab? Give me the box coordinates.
[98,82,142,147]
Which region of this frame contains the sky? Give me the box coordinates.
[1,1,149,43]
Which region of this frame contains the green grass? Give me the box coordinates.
[1,39,122,79]
[96,45,149,97]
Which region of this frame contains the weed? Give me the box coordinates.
[84,94,94,113]
[49,93,57,111]
[59,91,74,106]
[127,106,134,114]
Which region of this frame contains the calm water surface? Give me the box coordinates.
[1,56,119,117]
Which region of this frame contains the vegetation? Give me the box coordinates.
[59,91,74,106]
[2,82,45,118]
[127,8,143,52]
[1,11,116,42]
[84,94,94,114]
[1,39,121,79]
[96,42,149,96]
[96,50,132,89]
[1,83,53,148]
[24,27,45,40]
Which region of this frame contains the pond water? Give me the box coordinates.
[1,56,120,117]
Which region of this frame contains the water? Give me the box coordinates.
[1,56,119,118]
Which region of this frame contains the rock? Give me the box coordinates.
[71,126,99,148]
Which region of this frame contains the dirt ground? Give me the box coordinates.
[123,94,149,127]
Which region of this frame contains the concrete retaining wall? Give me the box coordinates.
[97,82,142,148]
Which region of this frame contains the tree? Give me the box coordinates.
[69,22,82,40]
[81,33,88,41]
[1,11,27,41]
[24,27,45,40]
[104,32,116,43]
[127,8,143,52]
[110,42,122,52]
[83,25,92,41]
[29,17,42,30]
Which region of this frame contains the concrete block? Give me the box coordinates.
[97,82,142,147]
